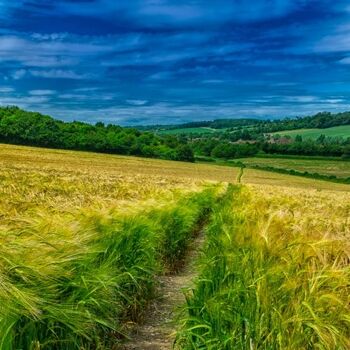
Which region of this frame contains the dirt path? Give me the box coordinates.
[121,232,204,350]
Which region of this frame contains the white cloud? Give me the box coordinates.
[58,93,88,99]
[0,34,112,56]
[323,98,344,104]
[315,26,350,53]
[29,89,56,95]
[9,68,91,80]
[126,99,148,105]
[29,69,93,79]
[0,87,14,93]
[0,33,142,69]
[284,95,318,103]
[12,69,26,80]
[74,87,101,92]
[31,32,68,41]
[0,95,49,106]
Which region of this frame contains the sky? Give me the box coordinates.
[0,0,350,125]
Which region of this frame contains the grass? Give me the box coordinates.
[0,143,349,348]
[157,127,221,135]
[253,153,343,161]
[0,188,221,349]
[0,143,224,349]
[272,124,350,139]
[235,156,350,179]
[177,184,350,349]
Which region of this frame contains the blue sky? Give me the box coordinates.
[0,0,350,125]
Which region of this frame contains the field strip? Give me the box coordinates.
[0,142,224,350]
[121,185,229,349]
[121,228,205,350]
[176,184,350,349]
[3,143,349,192]
[1,143,349,348]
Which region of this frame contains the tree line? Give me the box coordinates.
[191,136,350,159]
[254,111,350,133]
[1,106,349,161]
[0,106,194,162]
[140,111,350,133]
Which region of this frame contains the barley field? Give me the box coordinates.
[1,144,349,192]
[0,143,349,349]
[0,144,224,348]
[177,184,350,349]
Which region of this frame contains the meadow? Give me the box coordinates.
[235,156,350,179]
[157,127,220,135]
[272,124,350,139]
[0,143,349,349]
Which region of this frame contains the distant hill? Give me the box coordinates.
[137,111,350,136]
[1,106,349,162]
[138,118,263,132]
[257,111,350,133]
[272,125,350,140]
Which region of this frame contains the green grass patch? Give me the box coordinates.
[0,186,220,349]
[235,156,350,179]
[157,127,224,135]
[272,124,350,139]
[176,185,350,349]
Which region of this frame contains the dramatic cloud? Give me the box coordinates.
[0,0,349,124]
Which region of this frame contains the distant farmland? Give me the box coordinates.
[272,124,350,139]
[157,127,222,135]
[236,156,350,179]
[156,123,350,139]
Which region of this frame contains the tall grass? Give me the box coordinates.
[155,188,215,270]
[0,185,219,349]
[176,185,350,349]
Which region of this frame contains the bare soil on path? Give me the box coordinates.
[121,233,204,350]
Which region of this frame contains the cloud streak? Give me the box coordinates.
[0,0,350,124]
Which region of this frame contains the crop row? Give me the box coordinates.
[177,185,350,349]
[0,185,221,349]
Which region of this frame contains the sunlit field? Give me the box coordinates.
[0,145,200,227]
[0,143,349,349]
[0,143,224,348]
[177,184,350,349]
[1,144,349,192]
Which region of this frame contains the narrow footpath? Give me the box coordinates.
[121,232,205,350]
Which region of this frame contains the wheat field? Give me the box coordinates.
[0,143,349,349]
[177,184,350,349]
[0,144,223,348]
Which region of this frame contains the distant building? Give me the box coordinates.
[267,135,293,144]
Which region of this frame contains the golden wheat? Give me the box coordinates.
[178,184,350,349]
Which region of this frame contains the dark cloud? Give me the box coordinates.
[0,0,350,124]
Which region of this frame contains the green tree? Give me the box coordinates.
[176,145,195,162]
